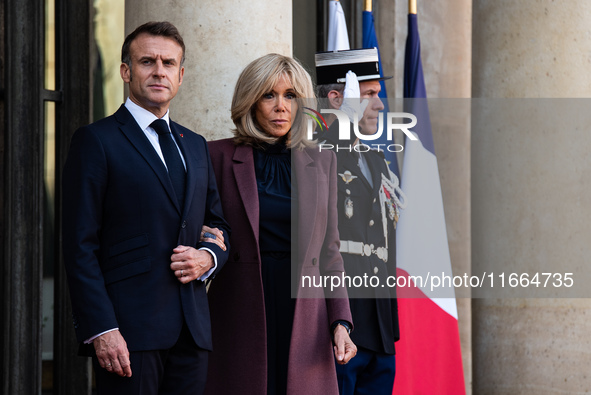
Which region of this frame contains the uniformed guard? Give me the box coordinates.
[315,48,406,395]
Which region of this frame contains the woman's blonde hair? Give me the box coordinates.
[231,53,316,149]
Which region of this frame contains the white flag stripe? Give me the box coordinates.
[327,1,350,51]
[397,137,457,317]
[430,297,458,320]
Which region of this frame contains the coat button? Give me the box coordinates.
[374,267,379,274]
[369,220,374,226]
[181,221,187,228]
[312,258,317,266]
[234,252,240,261]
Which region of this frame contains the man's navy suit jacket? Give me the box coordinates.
[62,105,230,354]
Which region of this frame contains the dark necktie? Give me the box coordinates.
[151,119,186,209]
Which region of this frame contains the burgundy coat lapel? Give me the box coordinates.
[232,145,260,244]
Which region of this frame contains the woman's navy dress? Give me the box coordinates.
[253,142,297,395]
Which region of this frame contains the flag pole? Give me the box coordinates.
[409,0,417,14]
[364,0,372,12]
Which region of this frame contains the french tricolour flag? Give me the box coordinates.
[393,12,466,394]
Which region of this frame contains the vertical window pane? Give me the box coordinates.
[42,100,56,391]
[45,0,55,91]
[43,0,56,390]
[94,0,125,117]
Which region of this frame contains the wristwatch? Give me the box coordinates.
[331,320,352,335]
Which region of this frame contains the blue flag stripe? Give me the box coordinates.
[362,10,400,177]
[404,14,435,155]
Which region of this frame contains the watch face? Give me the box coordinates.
[333,321,352,336]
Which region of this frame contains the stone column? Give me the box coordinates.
[125,0,293,141]
[473,0,591,393]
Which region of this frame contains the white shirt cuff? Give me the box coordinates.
[198,247,217,281]
[84,328,119,344]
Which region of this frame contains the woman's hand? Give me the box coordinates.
[200,225,226,251]
[333,324,357,364]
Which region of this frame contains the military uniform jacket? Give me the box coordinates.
[321,123,400,354]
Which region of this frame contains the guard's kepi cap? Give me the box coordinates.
[315,48,393,85]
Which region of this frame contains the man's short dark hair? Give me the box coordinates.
[121,21,186,67]
[316,83,345,99]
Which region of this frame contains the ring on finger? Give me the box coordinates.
[203,231,216,240]
[181,269,184,277]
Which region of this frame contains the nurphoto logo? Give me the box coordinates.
[305,109,418,153]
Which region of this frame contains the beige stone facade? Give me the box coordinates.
[113,1,591,393]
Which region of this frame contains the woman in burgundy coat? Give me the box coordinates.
[202,54,356,395]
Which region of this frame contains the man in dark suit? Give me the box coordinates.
[62,21,230,394]
[315,48,403,395]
